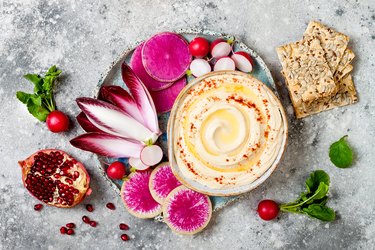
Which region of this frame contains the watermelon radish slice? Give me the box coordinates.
[149,162,181,204]
[121,170,162,218]
[142,32,191,82]
[131,43,174,91]
[163,186,212,235]
[150,77,186,113]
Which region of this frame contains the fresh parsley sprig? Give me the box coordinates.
[16,65,62,121]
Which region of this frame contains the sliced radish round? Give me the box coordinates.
[163,186,212,235]
[140,145,163,166]
[189,59,211,77]
[149,162,181,204]
[128,157,149,170]
[142,32,191,82]
[121,170,162,218]
[130,43,174,91]
[149,77,186,114]
[210,39,231,59]
[231,51,254,73]
[213,57,236,71]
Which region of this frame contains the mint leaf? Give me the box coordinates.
[302,204,335,221]
[329,136,353,168]
[305,170,330,193]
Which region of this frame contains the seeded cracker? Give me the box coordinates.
[304,21,349,74]
[276,37,336,105]
[334,64,353,82]
[334,48,355,81]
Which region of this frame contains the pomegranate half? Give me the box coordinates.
[18,149,91,208]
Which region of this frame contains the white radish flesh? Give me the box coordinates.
[128,157,149,170]
[190,59,211,77]
[140,145,163,166]
[231,53,253,73]
[213,57,236,71]
[211,41,231,59]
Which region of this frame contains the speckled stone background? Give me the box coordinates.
[1,0,374,249]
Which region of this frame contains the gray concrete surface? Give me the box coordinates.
[1,0,374,249]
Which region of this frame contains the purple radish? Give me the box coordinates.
[189,59,211,77]
[210,39,231,59]
[130,43,174,91]
[163,186,212,235]
[76,112,103,133]
[231,51,254,73]
[150,77,186,113]
[149,162,181,204]
[140,145,163,166]
[142,32,191,82]
[214,57,236,71]
[121,170,162,218]
[128,157,149,171]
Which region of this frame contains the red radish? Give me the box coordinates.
[130,43,174,91]
[149,77,186,113]
[189,37,210,58]
[128,157,149,171]
[76,112,103,133]
[257,199,279,221]
[140,145,163,166]
[231,51,254,73]
[107,161,126,179]
[163,186,212,235]
[149,162,181,204]
[189,59,211,77]
[210,39,231,59]
[46,110,69,133]
[214,57,236,71]
[121,170,162,218]
[142,32,191,82]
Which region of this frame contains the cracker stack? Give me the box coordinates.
[276,21,358,118]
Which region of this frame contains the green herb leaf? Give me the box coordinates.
[329,136,353,168]
[16,91,33,104]
[302,204,336,221]
[305,170,330,193]
[26,95,50,121]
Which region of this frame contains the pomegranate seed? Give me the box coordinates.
[89,221,97,227]
[82,216,90,223]
[65,178,73,185]
[66,223,75,229]
[106,202,115,210]
[34,204,43,211]
[119,223,129,230]
[86,204,94,212]
[121,234,129,241]
[60,226,67,234]
[73,171,80,179]
[66,229,74,235]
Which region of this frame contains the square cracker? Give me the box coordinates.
[276,36,336,105]
[294,74,358,118]
[304,21,349,74]
[334,64,353,82]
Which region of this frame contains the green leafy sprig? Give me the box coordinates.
[329,136,354,168]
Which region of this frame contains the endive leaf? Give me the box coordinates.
[76,112,103,133]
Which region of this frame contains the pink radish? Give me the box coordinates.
[142,32,191,82]
[128,157,149,171]
[210,39,231,59]
[130,43,174,91]
[213,57,236,71]
[189,59,211,77]
[149,77,186,113]
[140,145,163,166]
[231,51,254,73]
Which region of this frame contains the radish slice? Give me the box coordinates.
[213,57,236,71]
[128,157,149,171]
[121,64,160,134]
[70,133,144,158]
[140,145,163,166]
[142,32,191,82]
[189,59,211,77]
[210,39,231,59]
[149,77,186,113]
[130,43,174,91]
[231,51,254,73]
[76,112,103,133]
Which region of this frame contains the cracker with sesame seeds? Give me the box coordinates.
[334,64,353,82]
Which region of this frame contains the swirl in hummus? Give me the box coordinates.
[171,72,286,194]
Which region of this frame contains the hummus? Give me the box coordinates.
[169,71,287,195]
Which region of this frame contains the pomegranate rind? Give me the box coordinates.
[121,171,162,218]
[142,32,191,82]
[149,162,181,204]
[18,149,91,208]
[163,186,212,235]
